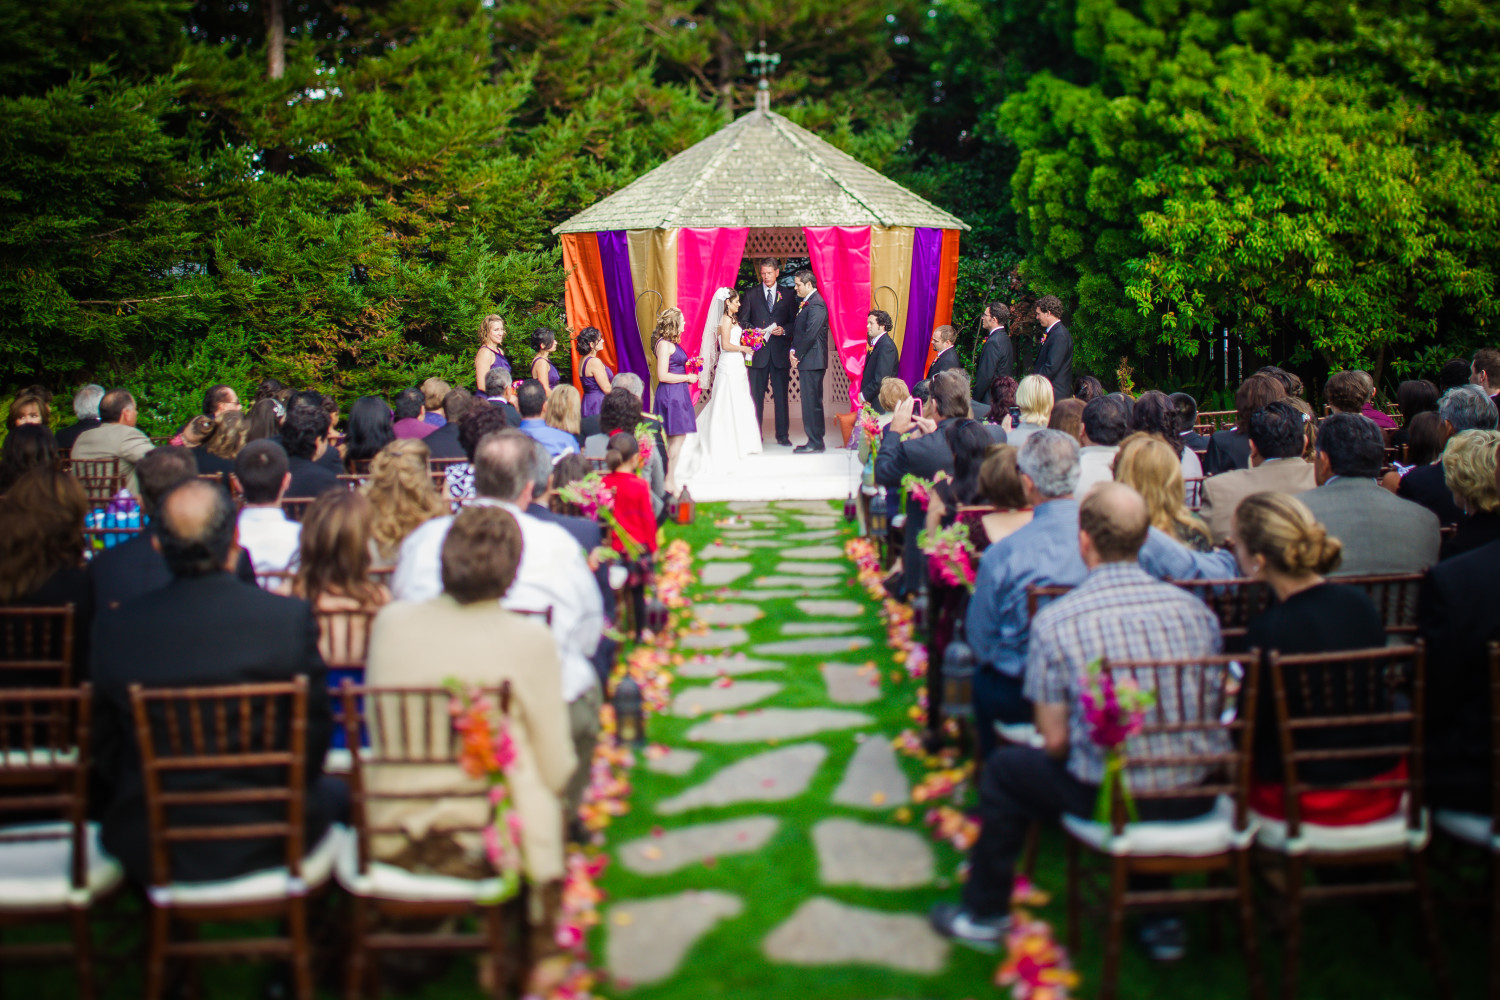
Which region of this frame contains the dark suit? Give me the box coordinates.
[286,455,340,498]
[973,327,1014,406]
[741,281,795,441]
[1203,429,1251,475]
[1033,321,1073,402]
[926,348,960,380]
[791,291,830,449]
[92,573,337,885]
[860,335,899,412]
[55,418,102,451]
[422,421,465,460]
[1180,429,1211,453]
[1397,462,1467,528]
[90,524,257,612]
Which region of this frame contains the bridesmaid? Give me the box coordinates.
[651,307,696,495]
[473,314,511,391]
[576,327,613,419]
[530,328,562,392]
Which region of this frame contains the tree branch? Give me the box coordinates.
[75,295,192,306]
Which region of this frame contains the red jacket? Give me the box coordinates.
[602,471,659,555]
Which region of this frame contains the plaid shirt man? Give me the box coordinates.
[1023,561,1229,790]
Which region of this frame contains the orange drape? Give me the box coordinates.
[560,233,619,393]
[925,229,962,376]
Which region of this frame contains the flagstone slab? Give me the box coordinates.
[620,817,780,875]
[756,636,872,655]
[782,622,860,636]
[813,819,934,889]
[695,603,764,626]
[685,708,872,744]
[657,743,828,813]
[723,589,805,599]
[833,737,910,809]
[645,748,702,776]
[678,628,749,650]
[778,501,838,515]
[795,515,841,529]
[784,545,845,561]
[762,897,948,973]
[700,544,750,560]
[700,562,752,586]
[727,501,775,513]
[785,529,840,541]
[821,663,881,704]
[720,529,775,539]
[771,561,845,577]
[735,539,783,548]
[795,599,865,618]
[677,655,785,678]
[607,891,744,986]
[749,575,839,589]
[670,680,781,718]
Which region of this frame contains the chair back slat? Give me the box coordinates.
[316,608,380,674]
[280,497,316,522]
[1336,572,1424,635]
[0,686,92,890]
[1197,410,1236,432]
[0,606,75,687]
[70,457,126,508]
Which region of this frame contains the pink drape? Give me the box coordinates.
[802,226,873,407]
[677,227,749,403]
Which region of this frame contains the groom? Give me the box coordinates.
[741,257,794,445]
[789,269,829,453]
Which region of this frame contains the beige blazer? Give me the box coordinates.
[1200,457,1318,545]
[363,596,577,882]
[71,422,154,496]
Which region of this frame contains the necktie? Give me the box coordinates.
[766,287,773,310]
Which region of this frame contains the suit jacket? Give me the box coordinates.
[1203,429,1251,475]
[286,455,340,498]
[91,573,333,885]
[790,291,829,371]
[55,418,102,451]
[740,282,794,369]
[72,422,154,496]
[860,335,899,411]
[1298,477,1441,576]
[422,421,465,460]
[90,523,256,611]
[1180,429,1211,453]
[1032,322,1073,402]
[1199,458,1318,545]
[1397,462,1467,527]
[926,347,960,380]
[874,418,1005,489]
[974,328,1014,405]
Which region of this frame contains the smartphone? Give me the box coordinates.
[1009,405,1021,423]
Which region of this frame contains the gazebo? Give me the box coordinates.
[553,95,969,413]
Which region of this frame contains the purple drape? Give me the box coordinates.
[597,230,652,409]
[899,227,945,386]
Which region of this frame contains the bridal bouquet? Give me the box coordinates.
[740,328,767,351]
[684,356,705,376]
[1079,657,1156,824]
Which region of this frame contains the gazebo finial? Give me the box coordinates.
[746,40,780,113]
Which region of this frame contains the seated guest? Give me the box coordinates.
[446,402,509,502]
[365,505,574,992]
[1440,358,1473,392]
[197,410,248,476]
[1400,385,1497,526]
[1113,433,1212,552]
[1074,394,1132,497]
[1230,491,1402,825]
[933,483,1224,952]
[984,375,1020,431]
[252,377,285,405]
[391,387,436,441]
[600,433,660,558]
[422,389,472,461]
[5,392,48,432]
[54,384,104,450]
[279,400,341,497]
[544,384,584,448]
[291,491,390,670]
[1072,375,1105,403]
[1326,369,1396,429]
[92,479,340,887]
[420,377,451,428]
[365,439,446,570]
[72,388,154,496]
[0,467,93,681]
[1171,392,1210,452]
[173,414,216,453]
[0,423,60,493]
[1380,411,1446,494]
[1439,429,1500,559]
[233,439,302,580]
[316,396,346,475]
[858,377,910,463]
[1473,348,1500,408]
[876,371,1002,493]
[586,387,666,521]
[925,420,1001,540]
[245,397,282,442]
[541,451,619,692]
[517,380,577,458]
[343,396,395,472]
[1129,390,1203,484]
[969,444,1033,547]
[1200,401,1316,545]
[860,311,899,412]
[925,324,960,379]
[1008,375,1053,449]
[1391,379,1439,450]
[1301,413,1440,575]
[1204,373,1285,474]
[484,367,523,428]
[1046,397,1085,444]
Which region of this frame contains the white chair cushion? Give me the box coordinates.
[334,833,510,902]
[1434,809,1498,851]
[0,822,124,908]
[324,747,352,774]
[147,823,345,908]
[1,748,79,768]
[994,721,1044,748]
[1062,795,1253,857]
[1252,805,1428,855]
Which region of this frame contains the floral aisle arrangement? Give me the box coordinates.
[996,910,1079,1000]
[1079,657,1155,823]
[443,681,523,905]
[918,522,979,591]
[557,472,643,560]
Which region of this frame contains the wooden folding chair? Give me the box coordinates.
[317,608,381,774]
[1063,652,1264,1000]
[1173,579,1274,645]
[70,457,126,508]
[0,605,76,689]
[0,685,122,999]
[1338,572,1425,639]
[280,497,316,522]
[337,684,526,1000]
[1254,642,1450,999]
[129,677,337,1000]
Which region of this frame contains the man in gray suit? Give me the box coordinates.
[1300,413,1440,575]
[789,269,829,453]
[1200,401,1317,545]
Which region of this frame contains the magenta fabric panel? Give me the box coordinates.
[801,226,873,407]
[676,227,749,403]
[597,230,652,409]
[899,227,944,386]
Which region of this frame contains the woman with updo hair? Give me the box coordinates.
[600,432,658,557]
[1231,491,1401,827]
[529,327,561,392]
[576,327,613,419]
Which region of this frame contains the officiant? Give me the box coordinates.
[741,257,795,445]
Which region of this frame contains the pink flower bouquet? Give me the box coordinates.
[1079,657,1156,823]
[918,523,979,591]
[740,328,767,351]
[684,356,705,376]
[445,680,523,903]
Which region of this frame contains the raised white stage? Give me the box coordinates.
[680,440,861,501]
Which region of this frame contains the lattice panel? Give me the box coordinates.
[744,228,808,258]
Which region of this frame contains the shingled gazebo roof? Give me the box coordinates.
[552,107,968,234]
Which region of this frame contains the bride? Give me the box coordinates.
[675,286,762,481]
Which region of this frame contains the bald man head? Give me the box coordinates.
[157,478,238,577]
[1078,481,1150,566]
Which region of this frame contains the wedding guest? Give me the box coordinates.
[1391,379,1439,450]
[1380,411,1446,494]
[447,402,510,501]
[601,433,659,557]
[1326,370,1395,429]
[253,377,287,405]
[860,311,900,412]
[576,327,614,420]
[191,412,240,476]
[1472,348,1500,408]
[1200,401,1316,545]
[910,378,933,407]
[974,303,1014,406]
[1114,433,1212,552]
[6,392,49,432]
[925,420,1000,538]
[1399,385,1497,526]
[473,313,511,392]
[175,414,216,453]
[1440,358,1473,392]
[1203,373,1285,474]
[55,384,104,450]
[72,388,154,496]
[875,372,992,493]
[0,467,93,682]
[652,308,696,491]
[422,389,472,461]
[926,324,961,379]
[0,423,60,494]
[858,378,910,470]
[984,376,1021,430]
[1129,390,1204,486]
[1075,394,1132,497]
[484,367,523,427]
[279,400,341,497]
[529,327,562,391]
[391,387,436,441]
[1439,429,1500,559]
[1072,375,1105,404]
[1032,295,1073,402]
[420,378,451,428]
[341,397,394,473]
[365,439,447,570]
[233,440,302,580]
[518,380,577,459]
[291,490,390,645]
[544,384,584,447]
[971,444,1034,546]
[245,397,282,441]
[1172,392,1210,453]
[1046,398,1085,444]
[1008,375,1054,450]
[591,380,667,520]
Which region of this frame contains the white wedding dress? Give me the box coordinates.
[676,322,763,481]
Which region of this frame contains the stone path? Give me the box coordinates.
[656,744,828,814]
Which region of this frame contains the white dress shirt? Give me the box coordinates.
[237,506,302,581]
[1075,445,1120,499]
[391,498,603,702]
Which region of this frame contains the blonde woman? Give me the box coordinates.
[363,439,447,569]
[544,384,583,446]
[473,314,511,391]
[1113,432,1212,551]
[651,307,696,494]
[1008,374,1054,449]
[1440,428,1500,558]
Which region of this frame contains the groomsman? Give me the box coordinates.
[973,302,1014,406]
[1033,294,1074,402]
[860,310,899,411]
[789,270,829,453]
[741,257,795,445]
[926,325,960,379]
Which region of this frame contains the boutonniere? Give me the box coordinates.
[798,299,807,312]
